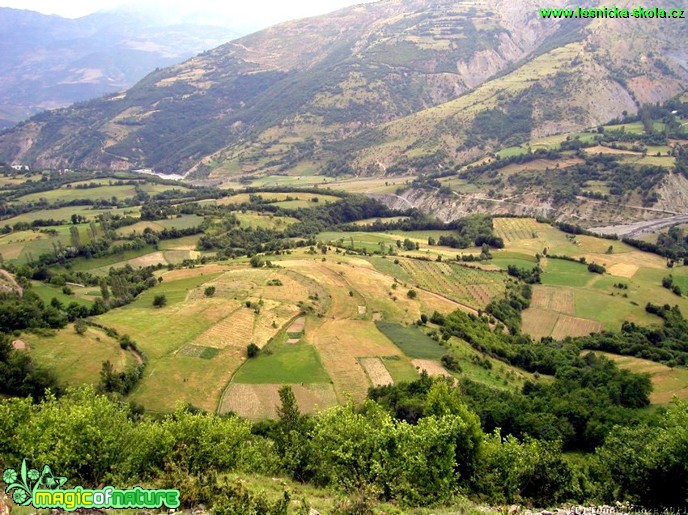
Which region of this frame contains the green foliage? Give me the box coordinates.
[0,333,60,400]
[587,262,606,274]
[485,281,532,334]
[592,400,688,508]
[204,286,216,297]
[247,343,260,359]
[310,399,480,505]
[474,433,576,505]
[153,294,167,308]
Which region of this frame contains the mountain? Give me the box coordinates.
[0,0,686,177]
[0,8,239,129]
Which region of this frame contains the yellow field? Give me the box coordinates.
[530,285,575,314]
[218,383,338,419]
[550,315,604,340]
[192,306,253,349]
[309,319,402,402]
[359,357,394,386]
[522,307,560,340]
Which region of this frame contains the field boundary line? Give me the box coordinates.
[215,311,306,414]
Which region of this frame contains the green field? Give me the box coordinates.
[235,212,299,230]
[541,258,595,287]
[2,205,139,226]
[375,321,445,359]
[380,356,420,383]
[17,183,187,203]
[25,324,138,386]
[232,340,330,384]
[30,282,95,308]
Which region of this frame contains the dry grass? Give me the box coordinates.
[161,264,233,281]
[253,304,301,347]
[411,359,452,378]
[530,286,575,314]
[309,319,401,402]
[192,307,255,349]
[607,263,640,278]
[522,307,560,340]
[551,315,604,340]
[359,357,394,386]
[219,383,337,419]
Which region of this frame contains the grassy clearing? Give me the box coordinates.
[2,206,139,226]
[68,245,160,273]
[24,325,137,386]
[449,336,546,391]
[219,191,340,206]
[30,282,94,307]
[375,321,445,359]
[232,339,330,384]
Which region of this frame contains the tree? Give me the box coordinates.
[204,286,216,297]
[246,343,260,358]
[99,280,110,301]
[69,226,81,249]
[74,319,87,335]
[249,255,263,268]
[407,289,417,299]
[153,295,167,308]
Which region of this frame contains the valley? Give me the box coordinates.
[1,0,688,511]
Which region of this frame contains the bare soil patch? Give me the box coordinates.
[12,339,27,351]
[608,263,639,278]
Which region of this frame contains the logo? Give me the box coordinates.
[2,460,180,511]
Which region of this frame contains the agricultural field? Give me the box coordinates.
[375,321,445,359]
[396,257,506,309]
[218,191,341,206]
[495,217,688,335]
[115,215,204,235]
[2,205,140,226]
[17,182,188,203]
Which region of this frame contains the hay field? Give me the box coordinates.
[360,358,394,386]
[219,383,338,419]
[309,319,402,402]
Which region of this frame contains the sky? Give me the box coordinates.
[0,0,373,28]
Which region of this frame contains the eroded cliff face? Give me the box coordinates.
[370,183,686,228]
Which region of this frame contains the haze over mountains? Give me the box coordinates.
[0,0,686,177]
[0,7,239,128]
